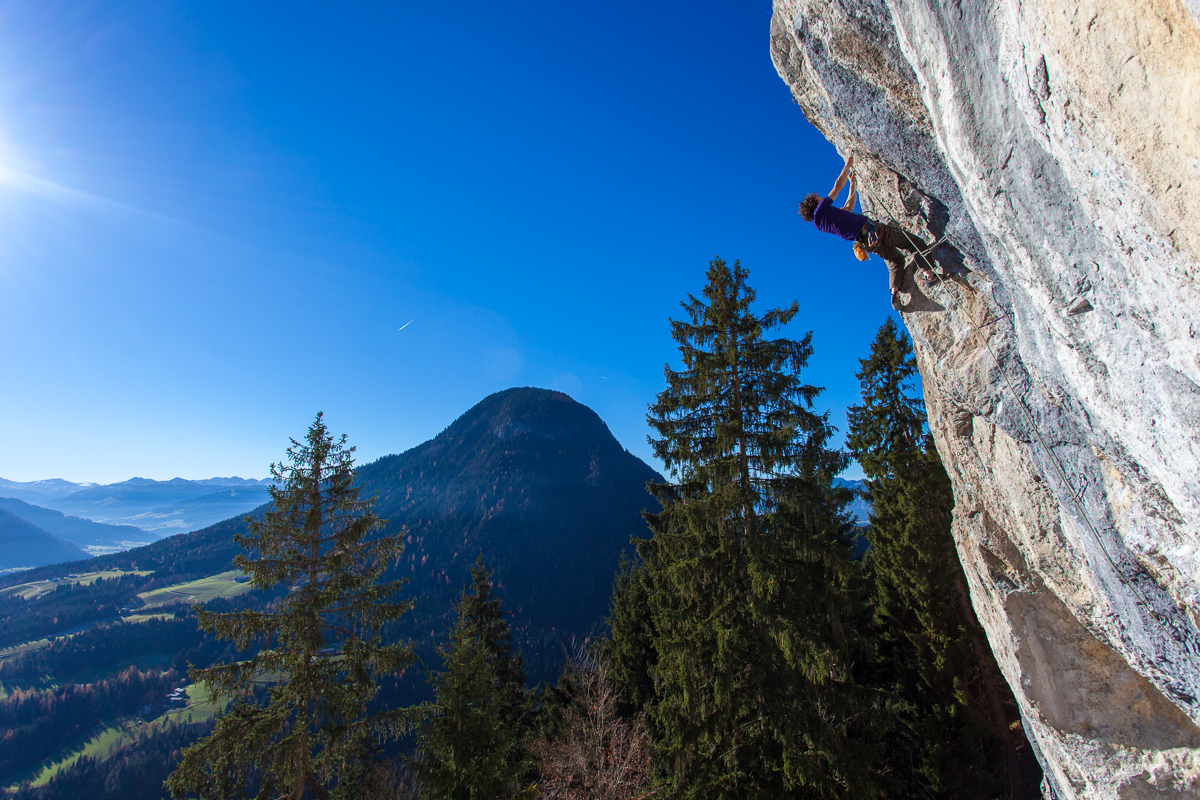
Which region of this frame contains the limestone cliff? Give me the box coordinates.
[770,1,1200,796]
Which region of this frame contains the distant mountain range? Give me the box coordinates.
[834,478,871,525]
[0,498,155,557]
[0,476,272,543]
[42,478,273,535]
[0,477,98,504]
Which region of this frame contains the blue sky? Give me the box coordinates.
[0,0,902,484]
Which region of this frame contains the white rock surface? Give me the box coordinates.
[771,1,1200,796]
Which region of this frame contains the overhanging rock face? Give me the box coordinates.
[770,0,1200,796]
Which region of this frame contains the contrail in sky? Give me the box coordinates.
[398,319,415,332]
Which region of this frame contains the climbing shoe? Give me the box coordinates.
[891,291,903,311]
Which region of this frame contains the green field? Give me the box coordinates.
[136,570,251,610]
[165,682,226,725]
[1,585,45,601]
[120,612,177,624]
[1,569,152,601]
[0,637,53,661]
[0,571,246,665]
[25,723,131,788]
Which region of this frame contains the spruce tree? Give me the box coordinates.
[604,553,656,718]
[846,319,1039,798]
[413,555,531,799]
[167,413,414,800]
[635,256,876,799]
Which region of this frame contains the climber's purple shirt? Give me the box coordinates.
[813,197,867,241]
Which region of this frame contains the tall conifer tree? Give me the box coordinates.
[846,319,1040,799]
[635,256,877,799]
[168,414,414,800]
[604,553,656,718]
[413,555,531,799]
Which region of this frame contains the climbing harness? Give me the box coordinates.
[895,226,1200,675]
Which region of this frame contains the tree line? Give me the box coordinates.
[0,575,145,648]
[9,257,1042,799]
[0,599,271,684]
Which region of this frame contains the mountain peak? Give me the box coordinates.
[389,388,633,486]
[441,387,615,444]
[353,389,662,677]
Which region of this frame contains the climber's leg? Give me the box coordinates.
[893,229,930,254]
[891,228,938,280]
[886,256,906,293]
[886,255,907,310]
[862,226,909,309]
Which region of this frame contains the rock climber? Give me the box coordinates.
[798,153,935,310]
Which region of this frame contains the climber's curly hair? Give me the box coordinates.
[798,193,821,222]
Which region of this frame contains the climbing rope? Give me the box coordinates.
[892,225,1200,676]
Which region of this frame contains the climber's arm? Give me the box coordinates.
[842,170,858,210]
[828,153,855,202]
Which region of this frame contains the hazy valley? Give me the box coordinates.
[0,478,275,569]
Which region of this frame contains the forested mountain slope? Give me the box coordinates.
[0,508,87,571]
[358,387,662,668]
